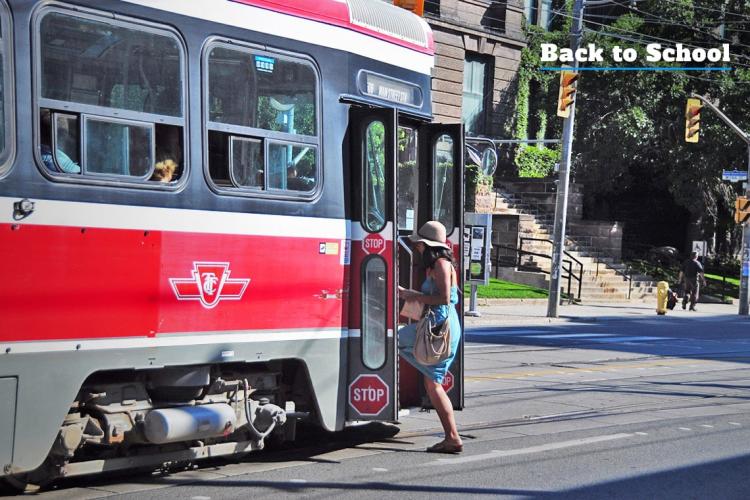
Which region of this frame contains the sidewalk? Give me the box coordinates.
[463,300,741,327]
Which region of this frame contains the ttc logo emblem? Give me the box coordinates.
[169,262,250,309]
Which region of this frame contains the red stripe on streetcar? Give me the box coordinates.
[1,224,347,342]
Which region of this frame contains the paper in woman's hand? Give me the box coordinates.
[400,298,424,321]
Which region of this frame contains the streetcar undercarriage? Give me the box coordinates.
[3,361,312,491]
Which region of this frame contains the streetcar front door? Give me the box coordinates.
[397,122,465,410]
[346,106,399,422]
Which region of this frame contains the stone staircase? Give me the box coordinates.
[487,179,656,302]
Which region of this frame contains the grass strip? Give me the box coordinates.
[464,278,548,299]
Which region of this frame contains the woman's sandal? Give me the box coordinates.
[426,441,463,454]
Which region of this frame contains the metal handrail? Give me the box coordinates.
[493,243,580,302]
[518,238,583,300]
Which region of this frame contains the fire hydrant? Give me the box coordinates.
[656,281,669,315]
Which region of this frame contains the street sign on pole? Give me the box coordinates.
[722,170,748,182]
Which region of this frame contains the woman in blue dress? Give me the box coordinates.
[399,221,462,454]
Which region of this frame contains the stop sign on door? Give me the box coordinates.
[362,233,386,255]
[349,374,389,416]
[441,371,455,393]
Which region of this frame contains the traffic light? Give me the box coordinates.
[685,98,702,143]
[735,196,750,224]
[557,70,579,118]
[393,0,424,16]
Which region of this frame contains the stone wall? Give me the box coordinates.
[567,220,624,261]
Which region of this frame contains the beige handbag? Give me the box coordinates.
[413,309,451,366]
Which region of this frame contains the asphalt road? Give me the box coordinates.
[21,302,750,499]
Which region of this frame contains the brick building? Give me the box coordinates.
[423,0,530,136]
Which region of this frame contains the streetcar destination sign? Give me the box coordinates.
[722,170,748,182]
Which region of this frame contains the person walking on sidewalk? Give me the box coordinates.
[678,252,706,311]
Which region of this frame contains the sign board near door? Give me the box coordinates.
[691,240,707,257]
[464,212,492,285]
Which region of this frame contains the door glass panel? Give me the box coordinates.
[84,118,153,177]
[0,21,5,160]
[397,126,418,231]
[433,134,455,234]
[364,120,386,232]
[362,257,387,369]
[230,136,263,188]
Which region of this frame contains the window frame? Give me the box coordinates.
[432,133,456,235]
[81,114,156,180]
[0,0,15,176]
[362,118,388,234]
[228,135,264,190]
[360,254,388,371]
[202,37,323,201]
[32,5,189,189]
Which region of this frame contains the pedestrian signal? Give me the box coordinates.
[557,70,579,118]
[685,98,702,143]
[393,0,424,16]
[735,196,750,224]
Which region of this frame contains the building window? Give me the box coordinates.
[205,43,320,197]
[36,9,186,185]
[539,0,553,29]
[524,0,537,24]
[0,0,13,172]
[424,0,440,17]
[462,54,492,136]
[525,0,554,29]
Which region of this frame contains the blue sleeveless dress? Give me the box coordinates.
[398,277,461,384]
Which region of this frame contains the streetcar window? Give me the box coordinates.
[362,257,387,370]
[0,0,12,170]
[83,117,153,178]
[53,113,80,173]
[364,120,387,232]
[36,9,186,185]
[433,134,455,234]
[40,12,182,117]
[230,137,263,189]
[397,127,418,231]
[206,42,320,197]
[267,143,317,192]
[208,47,316,136]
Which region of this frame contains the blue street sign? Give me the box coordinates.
[722,170,748,182]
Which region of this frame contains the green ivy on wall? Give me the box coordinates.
[516,145,560,178]
[509,1,572,177]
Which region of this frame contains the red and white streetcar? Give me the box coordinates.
[0,0,464,489]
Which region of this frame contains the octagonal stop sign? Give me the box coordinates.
[441,371,455,393]
[362,233,386,255]
[349,374,389,416]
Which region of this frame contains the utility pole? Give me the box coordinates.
[547,0,584,318]
[691,95,750,315]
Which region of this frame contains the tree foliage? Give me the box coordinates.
[516,0,750,253]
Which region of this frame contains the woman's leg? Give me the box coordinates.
[423,375,462,445]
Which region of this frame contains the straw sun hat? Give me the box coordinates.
[410,221,450,249]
